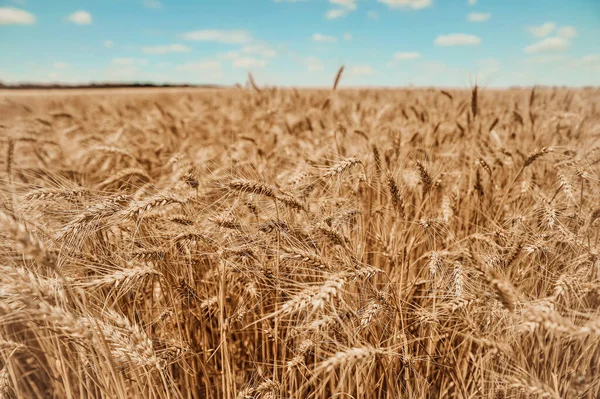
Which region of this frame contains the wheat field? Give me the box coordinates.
[1,78,599,398]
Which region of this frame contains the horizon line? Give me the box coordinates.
[1,81,598,90]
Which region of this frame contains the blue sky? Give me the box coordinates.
[0,0,599,87]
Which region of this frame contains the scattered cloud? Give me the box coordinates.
[343,33,353,41]
[434,33,481,46]
[468,0,476,5]
[349,64,375,76]
[67,10,92,25]
[326,0,356,20]
[377,0,432,10]
[220,46,275,59]
[104,40,114,48]
[325,9,349,19]
[558,26,577,39]
[524,37,570,53]
[182,30,252,44]
[111,58,148,66]
[143,0,162,8]
[312,33,337,43]
[232,57,267,68]
[528,22,555,38]
[0,7,35,24]
[394,51,421,60]
[388,51,421,67]
[52,61,69,69]
[176,60,221,71]
[143,43,191,54]
[305,56,324,71]
[218,44,276,69]
[467,12,490,22]
[524,24,575,54]
[367,10,379,19]
[330,0,357,8]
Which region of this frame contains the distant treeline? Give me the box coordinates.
[0,82,223,90]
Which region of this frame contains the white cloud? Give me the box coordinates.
[349,64,375,76]
[0,7,35,24]
[67,10,92,25]
[326,0,356,19]
[182,30,252,44]
[367,11,379,19]
[467,0,476,5]
[111,58,148,66]
[394,51,421,60]
[528,22,555,38]
[524,37,570,53]
[48,72,59,80]
[104,40,113,48]
[467,12,490,22]
[312,33,337,43]
[10,0,27,5]
[52,61,69,69]
[434,33,481,46]
[306,57,324,71]
[218,44,275,69]
[232,57,267,68]
[558,26,577,39]
[143,0,162,8]
[177,61,221,71]
[377,0,432,10]
[343,33,353,41]
[329,0,357,10]
[326,9,349,19]
[143,43,190,54]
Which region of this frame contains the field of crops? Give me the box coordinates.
[1,81,599,398]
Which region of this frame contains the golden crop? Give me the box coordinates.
[1,80,599,398]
